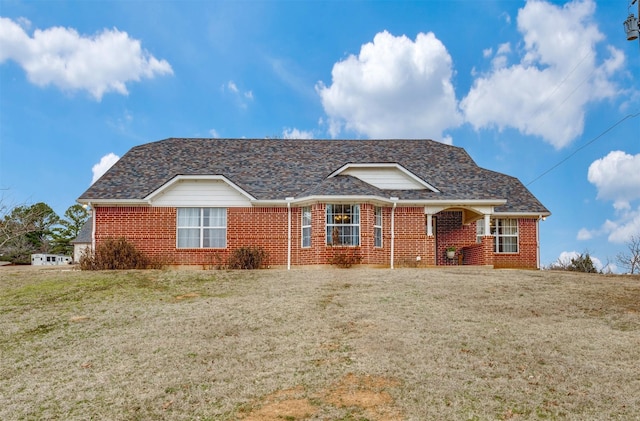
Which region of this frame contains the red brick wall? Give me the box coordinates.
[94,206,289,267]
[493,218,538,269]
[392,207,430,266]
[93,206,539,269]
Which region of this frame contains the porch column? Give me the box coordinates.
[426,213,434,237]
[484,214,491,236]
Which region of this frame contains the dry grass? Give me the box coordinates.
[1,266,639,420]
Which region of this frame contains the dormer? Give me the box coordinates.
[328,163,439,192]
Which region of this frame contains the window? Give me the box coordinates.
[476,219,485,243]
[374,206,382,247]
[177,208,226,248]
[326,204,360,246]
[302,206,311,248]
[476,218,519,253]
[495,218,518,253]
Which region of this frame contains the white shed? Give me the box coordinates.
[31,254,72,266]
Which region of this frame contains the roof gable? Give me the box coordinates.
[329,163,439,192]
[146,175,254,206]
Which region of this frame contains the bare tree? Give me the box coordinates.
[0,200,60,262]
[617,235,640,275]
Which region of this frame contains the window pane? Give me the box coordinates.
[178,208,200,227]
[204,208,226,227]
[302,227,311,248]
[178,228,200,247]
[203,228,226,248]
[375,227,382,247]
[498,236,517,253]
[351,205,360,224]
[302,207,311,226]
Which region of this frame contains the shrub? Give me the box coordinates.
[79,238,151,270]
[227,246,268,269]
[327,249,362,268]
[548,251,599,273]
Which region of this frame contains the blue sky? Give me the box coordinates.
[1,0,638,270]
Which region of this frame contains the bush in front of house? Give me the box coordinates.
[327,249,363,268]
[227,246,268,269]
[80,237,152,270]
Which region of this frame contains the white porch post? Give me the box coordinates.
[426,213,433,237]
[484,214,491,237]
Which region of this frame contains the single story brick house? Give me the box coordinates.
[77,138,550,269]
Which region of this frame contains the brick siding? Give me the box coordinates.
[93,206,539,269]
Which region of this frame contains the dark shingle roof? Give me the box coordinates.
[71,217,92,244]
[78,138,549,214]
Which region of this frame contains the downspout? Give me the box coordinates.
[286,197,293,270]
[390,198,398,269]
[536,216,541,269]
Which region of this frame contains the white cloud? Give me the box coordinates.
[209,129,220,138]
[557,250,579,266]
[227,81,239,93]
[578,207,640,244]
[0,17,173,100]
[91,153,120,184]
[222,80,253,108]
[282,128,313,139]
[604,208,640,244]
[460,0,624,149]
[587,151,640,210]
[577,228,593,240]
[580,151,640,245]
[316,30,462,140]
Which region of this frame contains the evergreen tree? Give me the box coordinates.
[50,204,90,255]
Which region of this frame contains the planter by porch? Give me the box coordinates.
[446,249,456,259]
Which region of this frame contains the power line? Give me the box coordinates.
[526,111,640,186]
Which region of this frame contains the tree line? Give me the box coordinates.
[0,201,89,264]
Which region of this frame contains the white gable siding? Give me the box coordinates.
[150,180,252,207]
[341,167,426,190]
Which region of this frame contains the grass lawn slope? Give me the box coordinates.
[1,267,639,420]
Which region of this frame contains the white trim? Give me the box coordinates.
[145,175,256,202]
[254,197,507,207]
[328,163,440,192]
[82,195,510,209]
[493,211,551,218]
[78,199,151,206]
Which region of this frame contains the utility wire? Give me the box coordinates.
[526,111,640,186]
